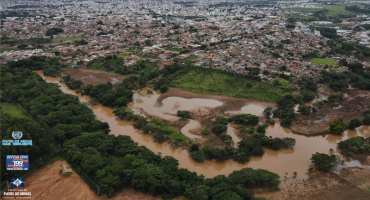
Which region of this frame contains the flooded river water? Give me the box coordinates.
[36,71,370,184]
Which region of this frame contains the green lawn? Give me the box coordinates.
[276,78,290,87]
[0,48,18,53]
[313,4,367,16]
[281,8,321,13]
[163,47,183,52]
[119,52,134,56]
[53,37,83,42]
[309,58,337,67]
[1,103,31,119]
[170,68,289,103]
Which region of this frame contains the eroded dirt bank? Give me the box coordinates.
[61,68,126,85]
[1,160,104,200]
[290,90,370,135]
[254,168,370,200]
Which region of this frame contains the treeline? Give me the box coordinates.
[2,60,281,199]
[319,65,370,91]
[327,39,370,60]
[345,5,370,14]
[0,64,109,181]
[190,115,296,163]
[273,88,316,127]
[6,56,66,77]
[0,36,52,44]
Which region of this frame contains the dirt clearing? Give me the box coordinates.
[0,160,104,200]
[61,68,126,85]
[254,169,370,200]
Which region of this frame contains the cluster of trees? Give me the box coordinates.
[189,115,295,163]
[345,5,370,14]
[310,152,338,171]
[319,68,370,91]
[338,136,370,157]
[297,105,317,115]
[329,111,370,135]
[45,27,64,37]
[327,94,344,102]
[177,110,191,119]
[74,39,88,46]
[82,83,133,108]
[316,28,340,39]
[327,39,370,61]
[6,56,66,77]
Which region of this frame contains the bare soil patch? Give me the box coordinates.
[254,170,370,200]
[61,68,126,86]
[290,90,370,135]
[1,160,104,200]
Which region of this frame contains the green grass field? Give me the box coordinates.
[0,48,18,53]
[1,103,31,119]
[119,52,134,56]
[170,68,289,103]
[53,37,83,42]
[276,78,290,87]
[309,58,337,66]
[283,4,367,18]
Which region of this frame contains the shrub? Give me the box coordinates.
[310,152,337,171]
[212,124,227,136]
[201,129,210,135]
[177,110,190,119]
[190,151,205,162]
[160,85,168,93]
[329,118,346,135]
[348,118,362,130]
[190,142,199,151]
[318,101,324,105]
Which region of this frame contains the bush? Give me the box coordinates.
[190,151,205,162]
[329,118,346,135]
[212,124,227,136]
[201,129,210,135]
[338,136,370,156]
[160,85,168,93]
[318,101,324,105]
[328,94,344,102]
[310,152,337,171]
[190,142,199,151]
[177,110,190,119]
[348,118,362,130]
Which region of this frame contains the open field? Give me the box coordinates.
[119,51,134,56]
[0,47,18,53]
[1,103,31,119]
[53,37,83,42]
[61,68,127,85]
[309,58,337,66]
[276,78,290,87]
[170,68,289,103]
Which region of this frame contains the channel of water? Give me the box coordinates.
[36,71,370,185]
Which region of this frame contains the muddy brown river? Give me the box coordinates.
[36,71,370,185]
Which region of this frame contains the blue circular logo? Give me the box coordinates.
[12,131,23,140]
